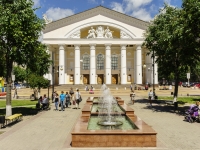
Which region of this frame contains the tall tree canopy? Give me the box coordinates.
[0,0,51,116]
[143,1,200,103]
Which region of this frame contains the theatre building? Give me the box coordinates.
[42,6,158,85]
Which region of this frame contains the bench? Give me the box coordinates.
[5,113,23,125]
[0,116,5,128]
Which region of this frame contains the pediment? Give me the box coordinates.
[66,25,134,39]
[43,6,149,34]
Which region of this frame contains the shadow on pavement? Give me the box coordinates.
[135,99,190,116]
[0,107,39,116]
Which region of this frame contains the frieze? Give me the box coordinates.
[69,30,80,39]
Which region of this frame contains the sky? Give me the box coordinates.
[33,0,182,22]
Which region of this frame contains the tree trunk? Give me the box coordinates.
[173,66,179,111]
[6,61,13,116]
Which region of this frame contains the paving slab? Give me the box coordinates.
[0,94,200,150]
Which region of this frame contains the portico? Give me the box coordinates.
[43,6,158,85]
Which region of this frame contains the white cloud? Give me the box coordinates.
[110,2,125,13]
[124,0,152,13]
[131,8,152,21]
[33,0,40,7]
[88,0,98,4]
[110,0,154,21]
[101,0,104,4]
[45,7,75,21]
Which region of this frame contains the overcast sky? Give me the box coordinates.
[33,0,182,22]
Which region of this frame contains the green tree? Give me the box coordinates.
[143,2,200,106]
[28,74,49,100]
[13,66,26,83]
[0,0,50,116]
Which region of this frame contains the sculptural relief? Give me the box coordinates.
[104,27,113,38]
[87,27,96,39]
[70,30,80,38]
[43,14,52,24]
[95,26,104,38]
[120,30,131,39]
[87,26,113,39]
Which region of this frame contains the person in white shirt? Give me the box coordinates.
[148,90,154,106]
[75,89,81,109]
[130,90,135,104]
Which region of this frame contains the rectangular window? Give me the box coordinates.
[111,56,118,70]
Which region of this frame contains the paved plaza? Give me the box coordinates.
[0,88,200,150]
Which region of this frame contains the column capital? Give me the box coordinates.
[74,45,81,50]
[136,45,142,50]
[58,44,65,50]
[120,44,127,50]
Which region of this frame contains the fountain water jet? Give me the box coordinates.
[98,84,123,126]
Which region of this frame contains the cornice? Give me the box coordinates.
[43,6,149,34]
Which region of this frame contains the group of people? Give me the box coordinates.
[53,88,82,111]
[38,94,49,110]
[129,88,156,106]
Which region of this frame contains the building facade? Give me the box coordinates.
[42,6,158,85]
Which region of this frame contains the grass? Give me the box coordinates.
[158,96,200,105]
[0,100,37,108]
[0,100,39,116]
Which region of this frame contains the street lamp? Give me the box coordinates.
[143,64,146,84]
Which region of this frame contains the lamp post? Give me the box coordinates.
[143,64,146,84]
[52,66,55,102]
[152,49,155,95]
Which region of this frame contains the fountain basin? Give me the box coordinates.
[86,97,124,105]
[88,115,137,130]
[71,103,157,147]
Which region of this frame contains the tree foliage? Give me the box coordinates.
[143,1,200,99]
[13,66,26,82]
[0,0,51,116]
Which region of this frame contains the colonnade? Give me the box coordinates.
[45,44,158,85]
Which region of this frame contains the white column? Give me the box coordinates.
[59,45,65,84]
[135,45,142,84]
[105,44,111,84]
[134,50,136,83]
[120,45,127,84]
[74,44,80,84]
[90,44,96,84]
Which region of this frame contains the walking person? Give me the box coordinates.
[130,90,135,104]
[69,88,74,97]
[130,84,133,91]
[52,91,56,103]
[65,92,70,108]
[54,93,59,111]
[13,87,17,98]
[75,89,82,109]
[59,91,66,111]
[148,89,154,107]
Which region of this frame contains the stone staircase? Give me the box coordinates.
[53,84,141,91]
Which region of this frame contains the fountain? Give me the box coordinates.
[97,84,123,126]
[71,84,157,147]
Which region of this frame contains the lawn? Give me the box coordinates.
[0,100,39,116]
[158,96,200,104]
[0,100,37,108]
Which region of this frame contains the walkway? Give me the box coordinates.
[0,95,200,150]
